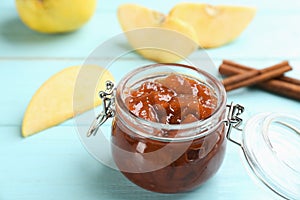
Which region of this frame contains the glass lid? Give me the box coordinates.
[241,112,300,200]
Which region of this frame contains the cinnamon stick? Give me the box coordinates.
[220,60,299,85]
[224,65,292,91]
[222,61,290,87]
[279,76,300,85]
[258,79,300,100]
[222,70,260,86]
[223,60,289,72]
[219,60,300,101]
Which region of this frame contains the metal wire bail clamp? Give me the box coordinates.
[225,102,245,146]
[87,80,116,137]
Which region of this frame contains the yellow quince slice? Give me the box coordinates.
[169,3,256,48]
[117,4,198,63]
[22,65,113,137]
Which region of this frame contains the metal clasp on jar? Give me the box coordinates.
[87,80,116,137]
[224,102,245,146]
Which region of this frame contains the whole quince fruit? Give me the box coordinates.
[15,0,97,33]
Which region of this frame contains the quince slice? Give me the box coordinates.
[118,3,165,30]
[169,3,256,48]
[118,4,198,63]
[22,66,113,137]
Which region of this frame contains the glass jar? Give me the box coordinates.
[84,63,299,198]
[110,63,227,193]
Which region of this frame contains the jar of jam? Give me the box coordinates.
[88,63,228,193]
[84,63,300,198]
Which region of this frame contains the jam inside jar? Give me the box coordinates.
[111,63,227,193]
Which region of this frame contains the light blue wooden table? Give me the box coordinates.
[1,0,299,199]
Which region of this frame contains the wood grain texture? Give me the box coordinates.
[0,0,299,199]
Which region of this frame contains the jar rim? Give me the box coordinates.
[115,63,227,142]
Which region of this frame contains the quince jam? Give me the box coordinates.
[112,73,226,193]
[126,73,217,127]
